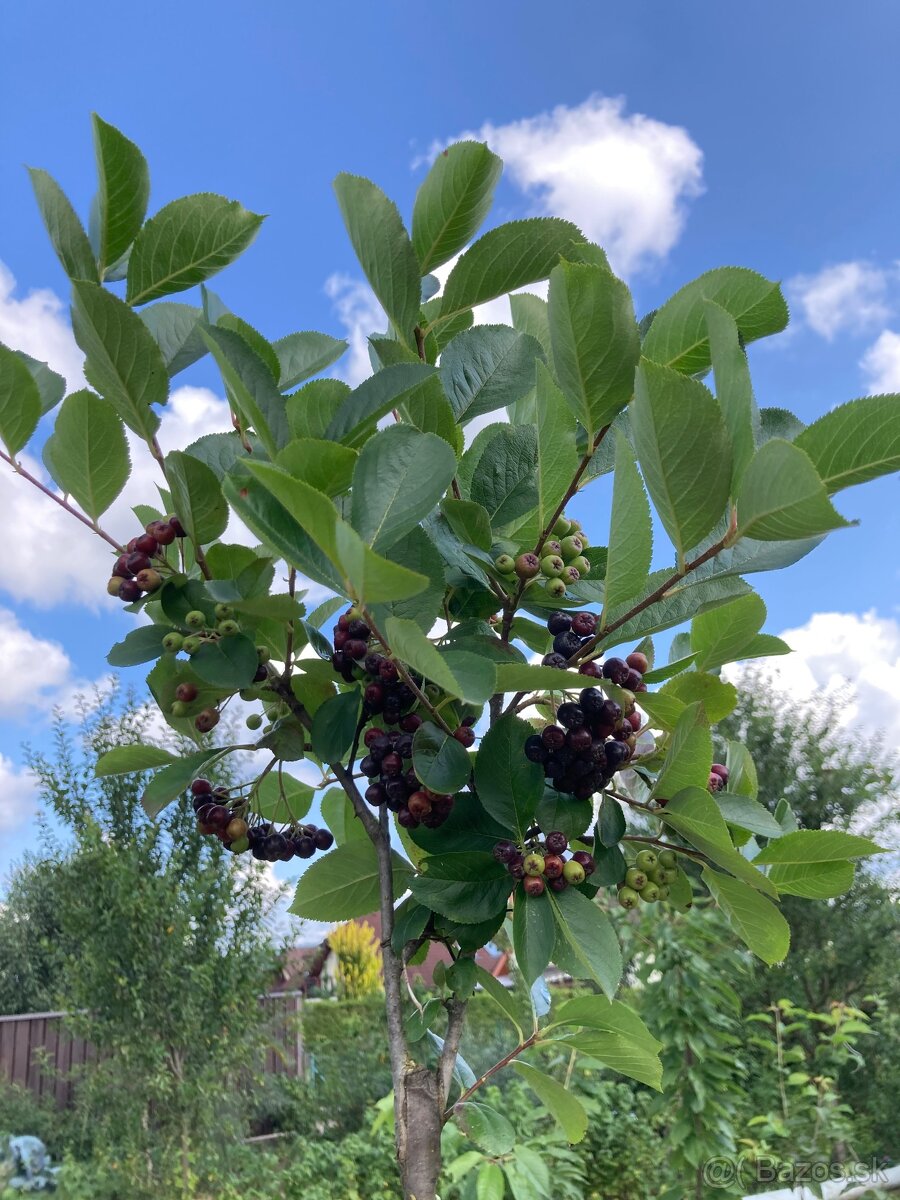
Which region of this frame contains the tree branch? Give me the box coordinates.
[0,448,123,552]
[437,997,468,1107]
[444,1032,539,1118]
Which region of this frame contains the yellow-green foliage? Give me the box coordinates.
[328,922,383,1000]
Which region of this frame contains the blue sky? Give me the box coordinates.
[1,0,899,886]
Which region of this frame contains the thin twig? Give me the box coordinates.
[445,1032,539,1118]
[0,448,123,551]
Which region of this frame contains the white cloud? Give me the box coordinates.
[788,261,893,340]
[429,94,704,277]
[0,753,37,833]
[726,609,900,746]
[860,329,900,392]
[0,607,82,718]
[0,261,84,390]
[324,273,387,387]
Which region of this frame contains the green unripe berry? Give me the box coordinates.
[229,836,250,854]
[246,713,263,730]
[561,565,580,585]
[552,516,572,537]
[256,646,271,664]
[162,632,184,653]
[657,849,677,869]
[494,553,516,575]
[570,555,591,576]
[182,635,203,654]
[214,603,234,620]
[544,539,563,557]
[647,866,667,886]
[657,885,670,901]
[185,610,207,629]
[617,885,640,910]
[624,867,647,891]
[562,860,586,885]
[661,867,678,885]
[540,555,564,578]
[546,578,567,598]
[523,852,545,877]
[567,517,582,532]
[576,531,590,548]
[640,882,660,903]
[425,683,442,702]
[217,619,241,636]
[635,849,658,871]
[560,535,584,560]
[171,700,189,718]
[346,606,363,621]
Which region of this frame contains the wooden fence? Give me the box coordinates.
[0,992,304,1109]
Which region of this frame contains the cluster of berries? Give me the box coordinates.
[494,831,596,897]
[331,612,424,726]
[494,514,591,600]
[361,724,456,830]
[189,777,334,861]
[707,762,729,794]
[106,516,185,602]
[616,847,678,907]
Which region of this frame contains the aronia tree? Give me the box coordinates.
[2,115,898,1199]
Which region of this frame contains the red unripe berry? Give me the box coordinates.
[522,875,545,897]
[190,778,213,797]
[205,804,231,830]
[515,552,541,579]
[453,726,476,747]
[147,520,176,545]
[364,683,384,707]
[126,551,152,574]
[364,727,384,748]
[381,753,403,777]
[333,627,349,650]
[195,708,219,733]
[628,712,642,733]
[407,791,432,818]
[118,580,142,602]
[571,611,597,637]
[113,554,134,579]
[167,515,185,537]
[707,771,725,794]
[571,851,596,876]
[133,533,158,555]
[710,763,729,782]
[379,660,399,682]
[578,661,603,678]
[400,713,422,733]
[175,682,198,703]
[126,537,140,552]
[626,651,649,674]
[345,639,368,660]
[543,854,565,879]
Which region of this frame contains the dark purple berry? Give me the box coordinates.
[605,740,630,769]
[381,753,403,777]
[545,831,568,855]
[571,850,596,876]
[365,783,386,806]
[557,702,586,729]
[126,551,152,574]
[347,619,371,640]
[602,657,629,686]
[599,699,622,725]
[579,661,603,678]
[345,639,368,660]
[624,668,643,690]
[567,726,592,753]
[493,840,518,864]
[553,631,582,659]
[397,808,418,828]
[570,611,597,637]
[294,836,316,858]
[546,611,572,635]
[541,725,566,750]
[549,875,569,892]
[579,687,605,715]
[360,755,379,778]
[119,580,142,602]
[524,735,549,764]
[541,653,568,669]
[133,533,158,556]
[314,829,334,850]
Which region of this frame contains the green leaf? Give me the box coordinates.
[653,702,712,800]
[659,672,737,723]
[202,325,291,458]
[27,168,99,283]
[492,663,580,694]
[412,722,471,794]
[141,748,223,818]
[325,362,436,447]
[476,1162,505,1200]
[90,113,150,274]
[691,592,766,671]
[511,361,579,545]
[310,689,361,762]
[217,313,281,381]
[642,267,789,375]
[512,890,556,987]
[106,624,172,667]
[535,791,593,843]
[794,394,900,493]
[752,829,887,866]
[440,499,492,551]
[409,872,511,925]
[409,790,515,858]
[456,1103,516,1156]
[126,193,264,305]
[548,261,640,439]
[140,303,207,376]
[441,325,544,424]
[96,744,178,776]
[550,995,663,1090]
[42,390,129,519]
[252,772,314,824]
[469,424,539,528]
[764,860,856,900]
[165,450,228,544]
[190,634,259,688]
[274,331,347,390]
[702,868,790,965]
[14,351,66,416]
[597,795,626,847]
[510,292,552,361]
[759,406,806,443]
[603,431,653,614]
[237,462,429,603]
[726,741,759,800]
[474,715,544,840]
[705,300,758,492]
[276,438,357,498]
[286,379,350,441]
[397,372,463,454]
[661,787,777,896]
[412,141,502,273]
[351,425,457,551]
[290,840,413,920]
[439,218,584,322]
[0,343,42,455]
[71,281,168,439]
[473,965,524,1039]
[632,360,732,563]
[736,439,851,541]
[333,173,421,348]
[382,620,493,704]
[715,793,784,839]
[368,526,447,633]
[511,1062,588,1144]
[547,887,622,999]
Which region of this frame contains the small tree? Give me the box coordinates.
[1,692,279,1195]
[3,115,899,1197]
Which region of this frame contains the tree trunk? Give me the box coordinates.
[396,1066,443,1200]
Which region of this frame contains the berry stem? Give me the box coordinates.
[500,425,610,643]
[282,567,298,684]
[0,448,124,552]
[623,834,710,864]
[444,1031,540,1119]
[569,530,734,665]
[607,789,656,814]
